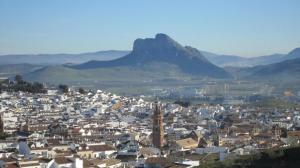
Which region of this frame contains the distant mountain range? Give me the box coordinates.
[201,50,298,67]
[200,51,246,67]
[21,34,232,86]
[1,40,299,68]
[1,34,300,85]
[0,50,129,65]
[226,48,300,80]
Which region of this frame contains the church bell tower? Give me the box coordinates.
[152,102,164,149]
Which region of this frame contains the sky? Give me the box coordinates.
[0,0,300,57]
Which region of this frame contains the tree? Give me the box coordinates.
[281,128,288,138]
[174,100,190,108]
[15,75,23,84]
[59,84,69,93]
[0,77,46,94]
[0,132,9,140]
[32,82,46,93]
[78,87,86,94]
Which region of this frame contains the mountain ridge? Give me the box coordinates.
[201,51,287,67]
[0,50,129,65]
[226,48,300,80]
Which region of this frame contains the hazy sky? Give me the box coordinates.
[0,0,300,57]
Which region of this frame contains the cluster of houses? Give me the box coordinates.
[0,88,300,168]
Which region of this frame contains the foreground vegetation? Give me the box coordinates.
[0,75,47,93]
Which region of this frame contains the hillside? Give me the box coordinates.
[250,58,300,80]
[23,62,193,87]
[226,48,300,81]
[204,47,300,68]
[0,64,43,78]
[285,47,300,60]
[201,51,286,67]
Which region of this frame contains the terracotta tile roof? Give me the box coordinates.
[54,157,73,164]
[175,138,198,149]
[5,163,18,168]
[79,144,116,152]
[47,139,61,146]
[145,157,173,167]
[19,163,40,167]
[98,158,121,166]
[288,131,300,138]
